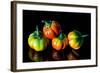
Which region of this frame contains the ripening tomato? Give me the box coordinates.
[42,20,61,39]
[68,30,84,50]
[28,26,48,51]
[52,33,68,51]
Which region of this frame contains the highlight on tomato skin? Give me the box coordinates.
[52,33,69,51]
[42,20,61,39]
[52,38,62,51]
[43,27,55,39]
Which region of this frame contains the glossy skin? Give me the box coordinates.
[52,33,68,51]
[43,20,61,39]
[68,30,84,50]
[28,30,48,52]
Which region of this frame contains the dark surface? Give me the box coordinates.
[23,10,91,62]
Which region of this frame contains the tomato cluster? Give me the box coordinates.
[28,20,87,62]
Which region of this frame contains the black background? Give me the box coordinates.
[23,10,91,62]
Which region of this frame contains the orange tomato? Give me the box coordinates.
[52,38,62,50]
[68,30,84,50]
[43,20,61,39]
[52,33,68,51]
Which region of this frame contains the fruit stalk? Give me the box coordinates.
[36,25,39,36]
[81,34,88,38]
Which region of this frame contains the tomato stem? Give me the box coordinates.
[36,25,39,36]
[81,34,88,38]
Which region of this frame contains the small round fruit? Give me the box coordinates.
[28,26,48,51]
[68,30,84,50]
[43,20,61,39]
[52,33,68,51]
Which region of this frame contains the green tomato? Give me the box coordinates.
[28,33,35,49]
[32,38,47,51]
[28,26,48,51]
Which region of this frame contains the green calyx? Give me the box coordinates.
[73,30,82,38]
[58,33,66,40]
[73,30,88,39]
[42,20,52,28]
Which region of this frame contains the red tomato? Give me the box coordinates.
[43,20,61,39]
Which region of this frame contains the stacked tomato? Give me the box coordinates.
[28,20,87,62]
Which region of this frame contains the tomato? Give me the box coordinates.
[43,20,61,39]
[28,26,48,51]
[68,30,84,50]
[52,33,68,51]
